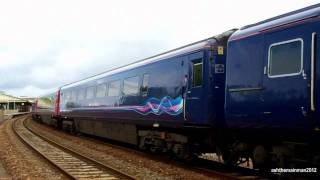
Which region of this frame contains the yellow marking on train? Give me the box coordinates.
[218,46,224,55]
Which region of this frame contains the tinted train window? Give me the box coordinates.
[108,80,120,96]
[71,91,77,101]
[60,92,65,102]
[123,76,139,95]
[141,74,149,96]
[65,91,71,101]
[78,89,86,100]
[86,86,95,99]
[193,61,203,87]
[268,39,303,77]
[96,83,107,97]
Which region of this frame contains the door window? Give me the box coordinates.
[141,74,149,96]
[192,61,203,87]
[268,39,303,78]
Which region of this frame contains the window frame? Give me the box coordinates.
[78,88,86,100]
[96,83,108,98]
[267,38,304,78]
[65,91,71,101]
[192,61,203,88]
[86,86,96,99]
[141,73,149,96]
[71,90,77,101]
[108,80,121,97]
[123,75,140,95]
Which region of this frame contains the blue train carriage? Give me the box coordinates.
[225,4,320,167]
[58,30,234,158]
[32,93,56,125]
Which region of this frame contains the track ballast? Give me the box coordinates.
[12,115,135,180]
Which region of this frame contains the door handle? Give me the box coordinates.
[302,70,307,80]
[311,32,317,111]
[264,66,267,75]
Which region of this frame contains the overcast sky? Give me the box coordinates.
[0,0,318,97]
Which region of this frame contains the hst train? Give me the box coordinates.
[33,4,320,169]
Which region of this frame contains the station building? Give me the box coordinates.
[0,92,34,112]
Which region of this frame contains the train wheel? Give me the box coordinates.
[70,121,77,135]
[138,136,147,151]
[149,146,161,154]
[173,144,195,161]
[252,145,269,169]
[313,155,320,170]
[218,144,240,166]
[57,118,63,129]
[222,150,239,166]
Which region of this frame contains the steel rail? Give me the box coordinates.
[34,121,260,179]
[12,115,135,180]
[27,115,267,179]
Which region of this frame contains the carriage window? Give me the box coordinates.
[86,86,95,99]
[96,83,107,97]
[78,89,86,100]
[71,90,77,101]
[65,91,71,101]
[141,74,149,96]
[193,61,203,87]
[268,39,303,77]
[123,76,139,95]
[108,80,120,96]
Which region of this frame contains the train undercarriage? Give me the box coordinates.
[34,115,320,173]
[217,129,320,172]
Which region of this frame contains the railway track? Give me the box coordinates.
[27,117,266,179]
[80,136,263,179]
[12,115,136,180]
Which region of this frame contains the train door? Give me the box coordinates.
[184,51,205,124]
[261,26,310,128]
[311,25,320,126]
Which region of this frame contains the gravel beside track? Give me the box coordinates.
[27,116,225,179]
[13,115,134,180]
[0,115,67,179]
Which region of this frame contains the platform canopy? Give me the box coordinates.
[0,92,34,111]
[0,92,29,103]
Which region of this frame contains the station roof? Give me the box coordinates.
[0,92,34,103]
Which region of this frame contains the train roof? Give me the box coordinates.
[229,3,320,41]
[60,30,235,90]
[38,92,56,98]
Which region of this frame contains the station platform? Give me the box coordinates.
[4,112,29,116]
